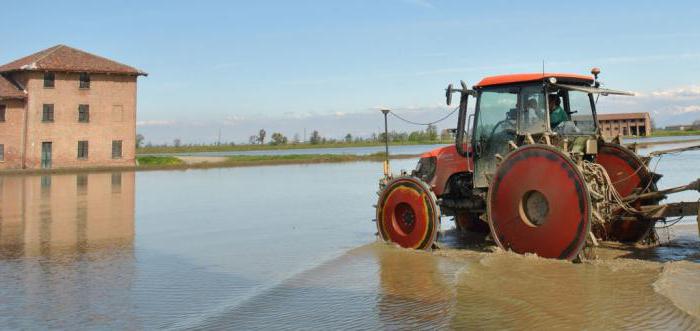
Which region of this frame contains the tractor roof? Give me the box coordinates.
[475,73,593,88]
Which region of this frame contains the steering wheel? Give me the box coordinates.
[489,119,516,138]
[482,119,516,152]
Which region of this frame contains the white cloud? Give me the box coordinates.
[136,120,176,126]
[598,83,700,127]
[650,85,700,99]
[670,105,700,115]
[281,111,316,119]
[223,115,248,125]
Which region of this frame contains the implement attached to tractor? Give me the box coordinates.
[375,69,700,261]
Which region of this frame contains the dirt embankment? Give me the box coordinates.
[0,153,418,175]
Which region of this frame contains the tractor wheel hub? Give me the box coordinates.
[520,190,549,227]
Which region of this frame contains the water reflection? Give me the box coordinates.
[0,172,135,258]
[376,247,455,329]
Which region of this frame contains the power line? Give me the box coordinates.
[388,106,459,126]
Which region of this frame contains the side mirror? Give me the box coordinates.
[445,84,453,105]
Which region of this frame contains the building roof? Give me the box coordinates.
[0,75,25,100]
[597,112,650,121]
[0,45,147,76]
[475,73,593,87]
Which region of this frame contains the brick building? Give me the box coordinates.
[0,45,146,170]
[597,112,652,137]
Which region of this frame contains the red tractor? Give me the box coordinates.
[376,69,700,260]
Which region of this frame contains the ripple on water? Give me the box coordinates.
[188,241,699,330]
[450,252,698,330]
[653,260,700,319]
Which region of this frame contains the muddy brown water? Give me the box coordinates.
[0,142,698,329]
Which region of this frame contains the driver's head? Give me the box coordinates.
[548,94,560,112]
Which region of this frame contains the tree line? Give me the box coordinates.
[136,124,453,148]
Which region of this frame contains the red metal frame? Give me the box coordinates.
[419,144,472,196]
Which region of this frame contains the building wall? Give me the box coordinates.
[19,71,137,169]
[0,99,26,170]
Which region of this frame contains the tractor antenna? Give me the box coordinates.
[542,59,547,87]
[542,60,545,78]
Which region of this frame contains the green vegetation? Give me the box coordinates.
[650,130,700,137]
[136,156,185,166]
[136,124,451,154]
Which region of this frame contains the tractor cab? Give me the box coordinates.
[448,71,632,187]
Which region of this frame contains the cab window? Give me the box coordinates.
[472,87,518,187]
[567,91,596,134]
[519,86,547,133]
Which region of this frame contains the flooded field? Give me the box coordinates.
[0,140,698,329]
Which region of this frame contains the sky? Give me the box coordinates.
[1,0,699,144]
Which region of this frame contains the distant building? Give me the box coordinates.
[664,124,689,131]
[665,121,700,131]
[0,45,146,170]
[597,112,652,137]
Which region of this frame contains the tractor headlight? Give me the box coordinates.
[414,156,437,182]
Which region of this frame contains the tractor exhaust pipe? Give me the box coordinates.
[446,81,476,158]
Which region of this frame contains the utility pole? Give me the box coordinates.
[380,109,391,178]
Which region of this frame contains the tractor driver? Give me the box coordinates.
[548,94,568,129]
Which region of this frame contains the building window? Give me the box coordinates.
[42,104,54,122]
[79,73,90,89]
[0,105,5,122]
[112,140,123,159]
[0,144,4,161]
[77,141,89,159]
[78,104,90,123]
[44,72,55,88]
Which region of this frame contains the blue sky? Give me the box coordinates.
[2,0,699,143]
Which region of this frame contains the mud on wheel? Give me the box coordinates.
[376,176,440,249]
[595,142,658,242]
[487,145,592,260]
